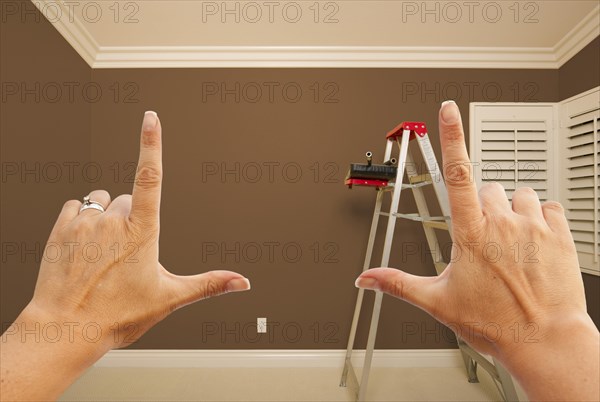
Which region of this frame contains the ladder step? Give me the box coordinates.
[378,184,395,192]
[378,179,431,190]
[423,220,449,230]
[391,212,449,228]
[401,182,430,189]
[409,173,432,185]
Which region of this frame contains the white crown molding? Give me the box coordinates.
[554,5,600,67]
[93,45,560,69]
[94,349,464,368]
[32,0,99,67]
[35,1,599,69]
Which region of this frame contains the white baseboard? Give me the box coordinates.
[95,349,463,369]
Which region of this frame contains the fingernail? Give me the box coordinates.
[355,277,379,290]
[440,100,459,124]
[143,111,158,131]
[226,277,251,292]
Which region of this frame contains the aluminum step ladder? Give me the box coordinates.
[340,121,520,402]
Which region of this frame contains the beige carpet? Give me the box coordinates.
[60,366,528,401]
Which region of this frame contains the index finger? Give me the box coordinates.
[130,111,162,228]
[438,101,483,228]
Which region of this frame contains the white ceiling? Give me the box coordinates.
[35,0,600,68]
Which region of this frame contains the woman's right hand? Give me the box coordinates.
[356,101,599,401]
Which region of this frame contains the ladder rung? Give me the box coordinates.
[409,173,432,185]
[379,180,433,190]
[391,213,449,230]
[392,212,450,225]
[423,220,449,230]
[390,212,420,220]
[378,184,395,192]
[401,181,430,189]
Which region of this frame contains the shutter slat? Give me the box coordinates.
[567,189,594,199]
[482,121,547,131]
[516,150,547,160]
[503,189,548,200]
[565,108,600,127]
[567,176,595,189]
[572,231,595,243]
[482,131,548,142]
[566,154,594,168]
[566,210,595,220]
[480,161,547,170]
[481,150,515,160]
[481,141,517,151]
[566,121,595,138]
[567,145,594,158]
[569,220,595,231]
[482,170,547,181]
[516,132,548,141]
[490,181,547,191]
[482,132,515,141]
[567,165,595,177]
[575,242,595,254]
[567,198,595,209]
[517,142,547,151]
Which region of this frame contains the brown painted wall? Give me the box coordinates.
[1,4,597,349]
[88,68,558,349]
[559,37,600,100]
[559,36,600,328]
[0,2,91,326]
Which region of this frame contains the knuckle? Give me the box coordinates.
[117,194,132,203]
[63,199,81,210]
[126,218,156,242]
[513,186,537,197]
[71,218,95,238]
[200,278,226,299]
[142,129,161,148]
[457,220,486,242]
[444,162,474,188]
[492,212,516,228]
[521,186,536,194]
[167,299,179,314]
[488,181,504,191]
[135,164,162,189]
[387,277,405,299]
[97,214,121,232]
[479,182,504,197]
[542,201,564,212]
[90,189,110,198]
[443,126,464,142]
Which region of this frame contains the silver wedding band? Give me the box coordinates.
[79,195,105,213]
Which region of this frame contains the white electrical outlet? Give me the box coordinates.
[257,317,267,333]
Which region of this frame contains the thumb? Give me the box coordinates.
[355,267,443,314]
[167,270,251,310]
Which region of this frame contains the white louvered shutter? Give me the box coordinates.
[470,104,556,202]
[560,88,600,276]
